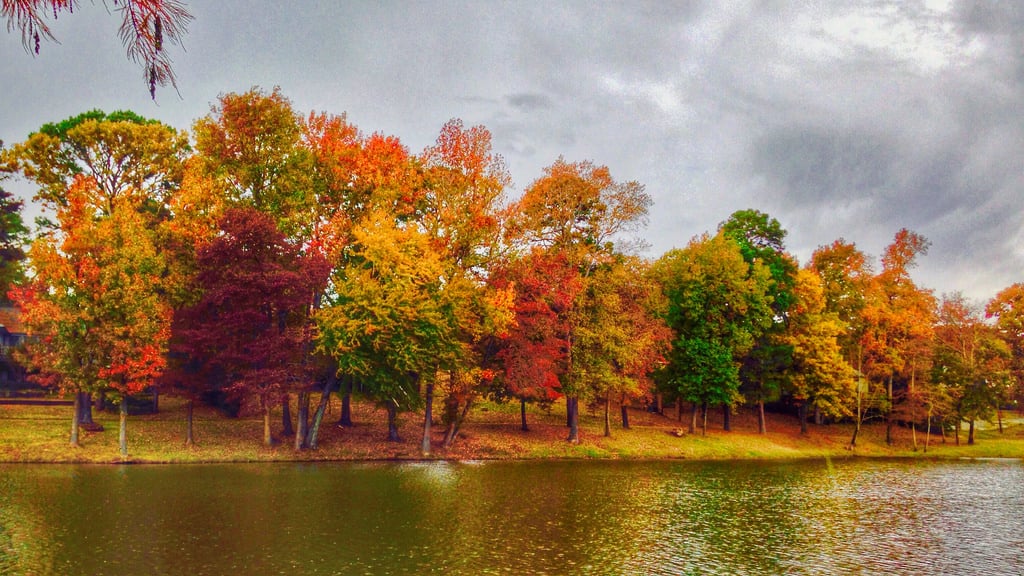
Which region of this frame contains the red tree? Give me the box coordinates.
[174,207,328,446]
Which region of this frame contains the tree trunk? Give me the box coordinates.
[70,392,81,447]
[151,388,159,414]
[676,399,683,422]
[295,390,310,451]
[422,380,434,456]
[520,397,529,431]
[924,403,931,454]
[656,393,663,415]
[77,391,96,427]
[689,402,698,434]
[598,389,606,434]
[338,376,353,427]
[443,398,472,449]
[306,375,338,450]
[813,405,822,425]
[967,419,975,445]
[620,394,630,430]
[263,400,274,446]
[722,404,731,432]
[885,375,893,445]
[386,401,401,442]
[119,398,128,457]
[798,402,808,435]
[567,396,579,444]
[185,399,195,448]
[701,403,708,436]
[281,396,294,437]
[758,400,767,434]
[997,408,1003,433]
[954,417,960,446]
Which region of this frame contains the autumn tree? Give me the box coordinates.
[3,0,192,97]
[13,179,171,454]
[510,158,651,443]
[492,249,581,432]
[416,119,513,454]
[174,208,326,447]
[808,239,874,444]
[653,232,772,435]
[6,110,186,442]
[986,283,1024,413]
[934,293,1012,445]
[783,269,856,434]
[860,229,936,445]
[316,211,467,443]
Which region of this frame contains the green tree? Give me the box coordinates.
[719,209,797,433]
[0,171,28,303]
[653,233,773,434]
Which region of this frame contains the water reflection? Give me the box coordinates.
[0,458,1021,575]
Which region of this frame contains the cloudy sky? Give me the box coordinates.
[2,1,1022,302]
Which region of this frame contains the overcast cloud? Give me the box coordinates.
[2,0,1022,302]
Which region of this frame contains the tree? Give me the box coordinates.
[0,172,28,303]
[653,232,772,435]
[783,269,856,434]
[12,178,171,453]
[720,209,797,433]
[808,239,874,444]
[985,283,1024,413]
[175,208,327,446]
[3,0,192,97]
[510,158,651,443]
[316,210,466,442]
[492,249,581,432]
[860,229,936,445]
[933,293,1011,445]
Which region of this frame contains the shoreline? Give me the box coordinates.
[3,396,1023,465]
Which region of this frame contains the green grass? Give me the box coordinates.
[1,395,1022,464]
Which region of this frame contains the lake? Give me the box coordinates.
[0,458,1021,575]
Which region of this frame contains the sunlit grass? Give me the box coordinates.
[1,395,1022,464]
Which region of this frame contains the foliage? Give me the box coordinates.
[2,0,192,97]
[0,175,28,302]
[653,233,773,410]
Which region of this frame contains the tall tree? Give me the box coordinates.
[934,293,1011,445]
[860,229,936,445]
[809,239,874,444]
[653,232,773,435]
[13,178,171,453]
[3,0,192,97]
[510,158,651,443]
[719,209,797,433]
[985,283,1024,412]
[175,208,327,446]
[783,269,856,433]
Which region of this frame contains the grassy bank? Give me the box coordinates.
[1,393,1022,464]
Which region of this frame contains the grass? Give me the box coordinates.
[1,393,1022,464]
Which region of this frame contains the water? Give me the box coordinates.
[0,458,1021,575]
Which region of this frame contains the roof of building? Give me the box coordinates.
[0,307,25,335]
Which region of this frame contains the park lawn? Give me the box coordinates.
[1,394,1022,463]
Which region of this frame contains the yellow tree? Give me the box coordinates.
[784,269,856,434]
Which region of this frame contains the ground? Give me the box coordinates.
[1,393,1022,463]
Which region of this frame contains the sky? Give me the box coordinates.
[2,0,1022,303]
